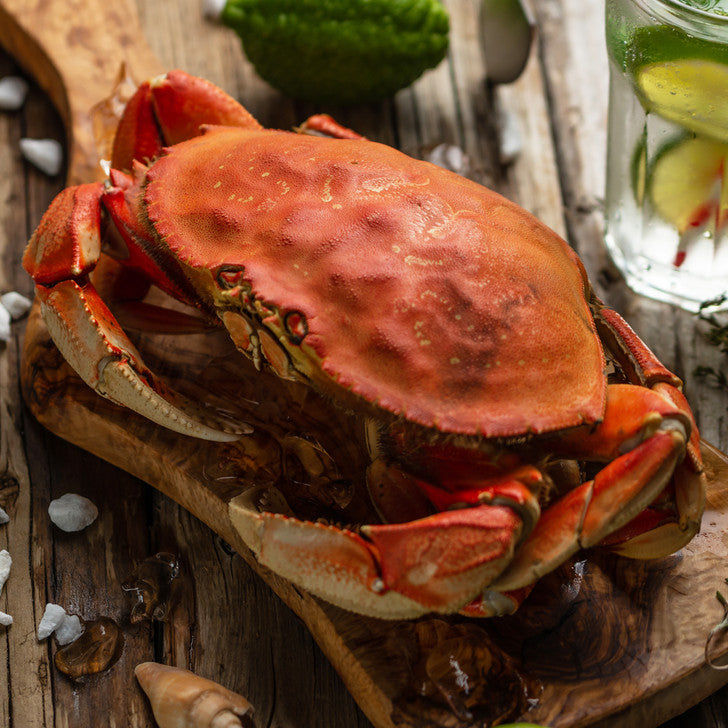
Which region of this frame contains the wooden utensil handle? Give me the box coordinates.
[0,0,162,185]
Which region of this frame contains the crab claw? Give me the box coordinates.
[112,70,262,171]
[363,505,523,611]
[490,430,685,593]
[23,185,246,442]
[229,487,427,619]
[229,486,524,617]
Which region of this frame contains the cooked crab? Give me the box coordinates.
[23,71,706,619]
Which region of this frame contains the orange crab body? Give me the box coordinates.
[23,71,705,619]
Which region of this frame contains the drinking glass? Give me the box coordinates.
[604,0,728,311]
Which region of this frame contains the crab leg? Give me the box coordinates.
[23,185,244,441]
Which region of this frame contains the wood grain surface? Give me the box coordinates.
[1,0,728,727]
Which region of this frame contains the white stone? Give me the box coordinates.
[48,493,98,532]
[202,0,226,21]
[19,138,63,177]
[0,506,8,524]
[0,291,32,320]
[37,603,84,644]
[0,304,10,343]
[54,613,84,645]
[0,76,29,111]
[37,602,68,640]
[0,611,12,627]
[0,549,11,593]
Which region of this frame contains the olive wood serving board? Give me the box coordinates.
[5,1,728,727]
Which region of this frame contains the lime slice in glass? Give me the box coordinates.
[636,60,728,141]
[648,134,728,232]
[626,26,728,142]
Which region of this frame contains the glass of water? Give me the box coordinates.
[604,0,728,311]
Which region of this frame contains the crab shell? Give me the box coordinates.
[141,124,605,439]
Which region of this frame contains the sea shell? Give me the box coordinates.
[135,662,254,728]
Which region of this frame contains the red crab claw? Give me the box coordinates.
[229,456,544,617]
[489,383,702,593]
[23,184,245,441]
[361,455,544,615]
[229,485,525,618]
[23,71,268,441]
[111,69,262,171]
[593,307,706,555]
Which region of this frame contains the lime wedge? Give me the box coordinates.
[636,60,728,141]
[622,25,728,142]
[648,134,728,232]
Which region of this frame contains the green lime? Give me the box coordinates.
[621,25,728,141]
[220,0,450,105]
[648,133,728,232]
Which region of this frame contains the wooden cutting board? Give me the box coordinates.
[4,1,728,727]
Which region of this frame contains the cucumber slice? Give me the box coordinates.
[648,134,728,232]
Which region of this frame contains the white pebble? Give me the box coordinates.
[0,304,10,343]
[54,613,84,645]
[37,602,68,640]
[48,493,98,532]
[1,291,32,320]
[38,603,84,644]
[0,611,12,627]
[20,138,63,177]
[0,506,8,524]
[202,0,226,21]
[0,549,11,593]
[0,76,29,111]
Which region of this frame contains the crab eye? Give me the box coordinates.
[216,266,245,289]
[284,310,308,344]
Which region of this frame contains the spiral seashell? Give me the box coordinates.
[135,662,254,728]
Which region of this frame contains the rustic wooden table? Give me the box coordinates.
[0,0,727,726]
